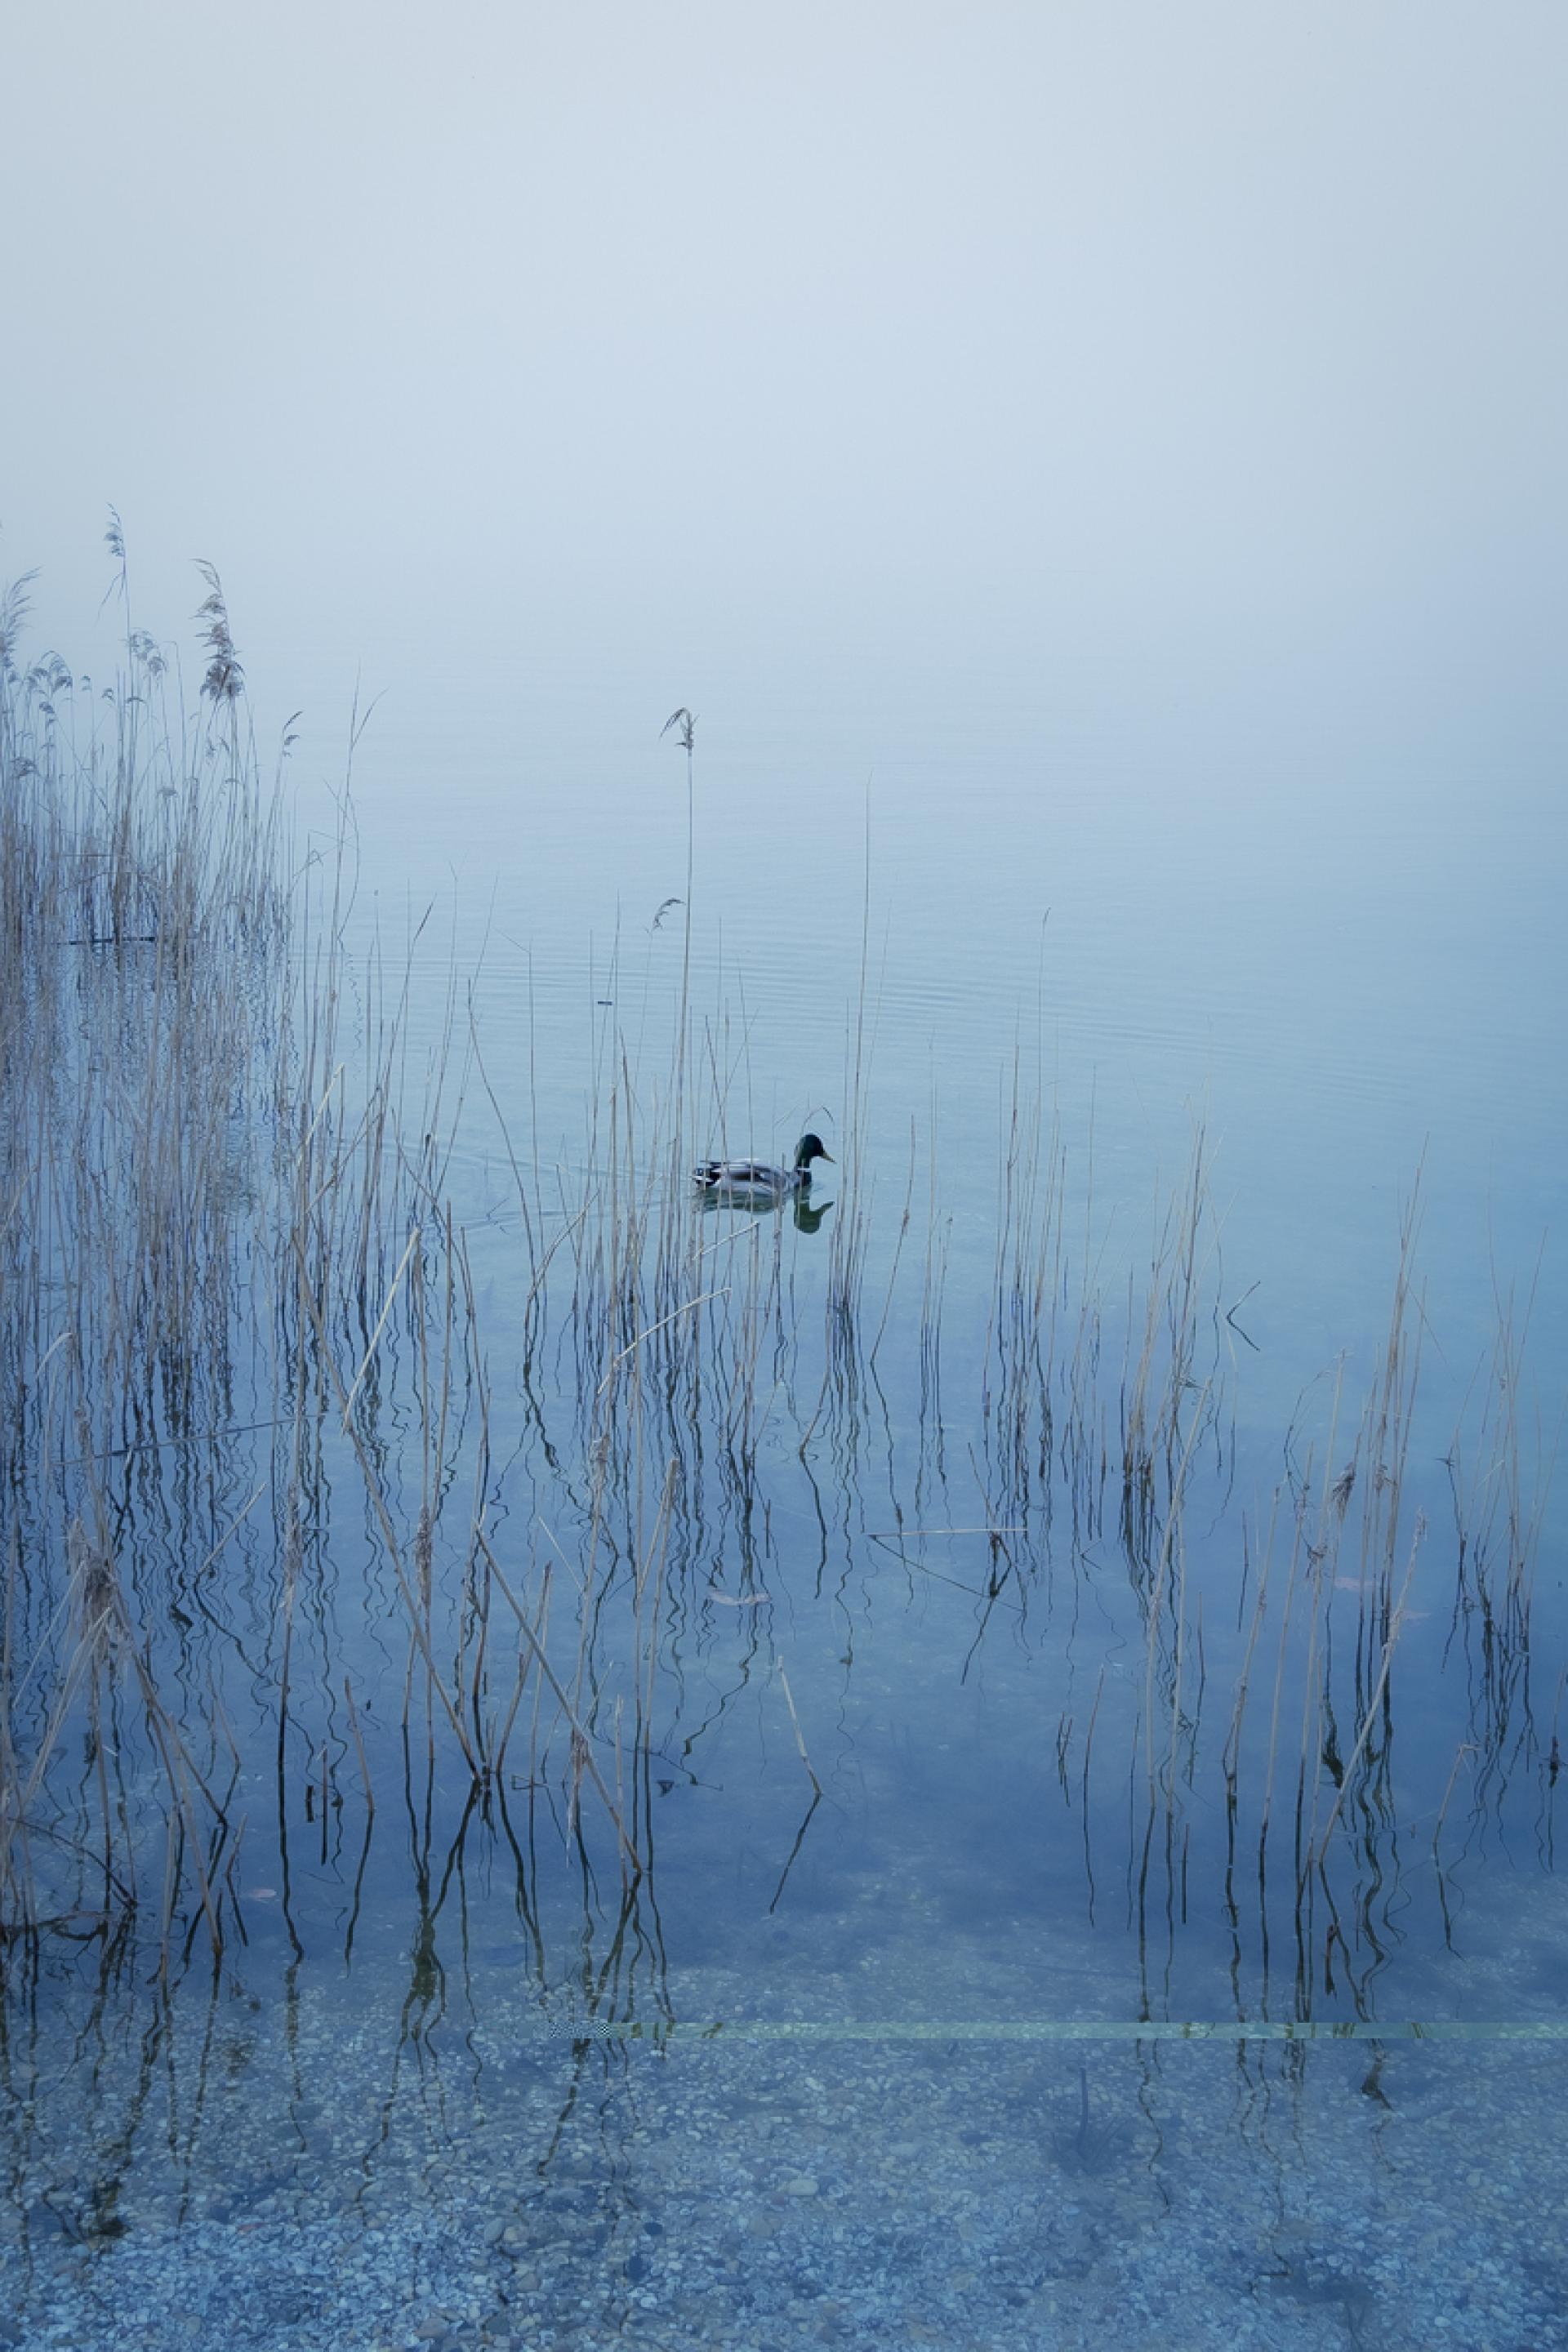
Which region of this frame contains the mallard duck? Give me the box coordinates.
[692,1133,834,1195]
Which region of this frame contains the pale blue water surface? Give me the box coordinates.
[5,644,1566,2352]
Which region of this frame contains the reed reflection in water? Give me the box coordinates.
[0,581,1562,2350]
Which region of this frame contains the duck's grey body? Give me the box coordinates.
[692,1132,833,1196]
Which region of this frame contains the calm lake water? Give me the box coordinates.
[6,651,1567,2352]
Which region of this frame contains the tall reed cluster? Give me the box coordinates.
[0,555,1557,2049]
[0,565,286,1950]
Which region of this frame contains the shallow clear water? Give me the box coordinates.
[5,666,1566,2351]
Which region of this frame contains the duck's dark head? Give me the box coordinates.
[794,1133,834,1174]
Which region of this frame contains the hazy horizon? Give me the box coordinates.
[5,0,1566,799]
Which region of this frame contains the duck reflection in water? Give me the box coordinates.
[695,1187,834,1236]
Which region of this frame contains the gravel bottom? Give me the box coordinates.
[7,2005,1566,2352]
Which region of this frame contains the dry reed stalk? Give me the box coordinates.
[1313,1519,1427,1867]
[475,1532,642,1873]
[777,1665,822,1797]
[344,1675,376,1815]
[1140,1380,1212,1806]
